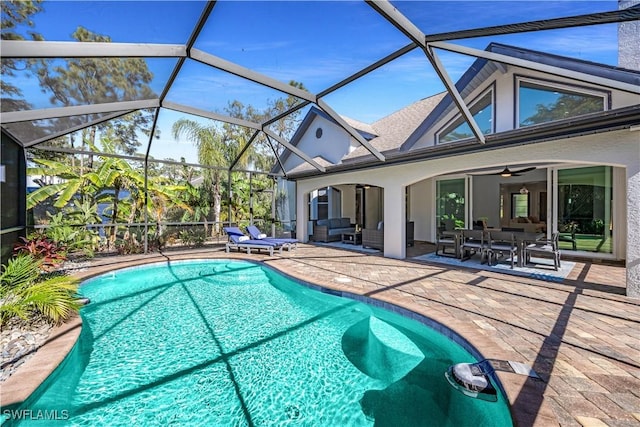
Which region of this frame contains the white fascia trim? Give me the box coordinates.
[430,41,640,95]
[1,99,160,123]
[162,101,261,130]
[189,48,316,103]
[0,40,187,58]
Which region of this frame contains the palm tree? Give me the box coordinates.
[172,119,244,234]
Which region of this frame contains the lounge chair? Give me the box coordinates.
[223,227,283,256]
[246,225,298,251]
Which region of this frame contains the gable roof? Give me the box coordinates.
[272,106,379,175]
[273,92,445,175]
[400,42,640,151]
[342,92,446,162]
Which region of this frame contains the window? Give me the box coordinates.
[437,89,493,143]
[436,178,466,230]
[317,188,328,220]
[511,193,529,218]
[518,79,606,128]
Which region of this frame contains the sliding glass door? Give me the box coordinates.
[557,166,613,253]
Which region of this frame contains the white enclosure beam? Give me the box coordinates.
[316,99,386,161]
[162,101,262,130]
[262,128,326,173]
[431,41,640,94]
[366,0,426,47]
[368,0,485,144]
[423,8,640,42]
[1,99,160,123]
[424,46,486,143]
[23,110,136,148]
[0,40,187,58]
[190,48,316,103]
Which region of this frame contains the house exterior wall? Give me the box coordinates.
[365,187,383,229]
[295,129,639,295]
[282,115,353,172]
[619,0,640,71]
[335,184,356,223]
[411,66,639,150]
[409,178,434,242]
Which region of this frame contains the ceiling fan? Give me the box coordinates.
[487,166,536,177]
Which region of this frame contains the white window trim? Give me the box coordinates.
[515,76,609,129]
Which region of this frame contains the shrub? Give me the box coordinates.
[45,211,101,258]
[13,235,67,270]
[0,254,81,326]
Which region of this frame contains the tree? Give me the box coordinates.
[0,0,44,112]
[171,119,234,234]
[522,93,603,127]
[34,26,156,157]
[27,137,189,248]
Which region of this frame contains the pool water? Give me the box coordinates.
[12,260,512,426]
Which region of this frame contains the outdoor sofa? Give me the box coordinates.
[311,218,356,242]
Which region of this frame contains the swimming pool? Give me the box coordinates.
[11,259,512,426]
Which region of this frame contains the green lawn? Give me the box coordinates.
[558,233,611,253]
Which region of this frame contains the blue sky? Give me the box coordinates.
[10,0,622,162]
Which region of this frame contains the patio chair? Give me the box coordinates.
[487,231,518,269]
[435,226,457,257]
[460,229,489,263]
[524,232,561,271]
[246,225,298,251]
[223,227,283,256]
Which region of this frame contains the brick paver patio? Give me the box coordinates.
[3,243,638,426]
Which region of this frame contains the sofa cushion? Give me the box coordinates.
[328,227,356,236]
[377,221,384,231]
[329,218,342,228]
[317,219,329,227]
[340,218,351,228]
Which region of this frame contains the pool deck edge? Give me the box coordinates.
[1,316,82,408]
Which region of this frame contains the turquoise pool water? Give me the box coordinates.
[10,260,512,426]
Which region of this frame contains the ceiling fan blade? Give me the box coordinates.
[488,166,513,176]
[513,166,536,174]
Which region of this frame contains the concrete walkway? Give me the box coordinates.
[3,244,638,426]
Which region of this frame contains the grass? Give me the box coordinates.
[558,233,612,253]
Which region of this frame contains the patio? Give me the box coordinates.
[3,243,637,427]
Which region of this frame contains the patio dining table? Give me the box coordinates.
[446,229,546,267]
[507,231,546,267]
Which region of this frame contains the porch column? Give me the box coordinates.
[383,183,406,259]
[627,163,640,298]
[297,187,308,243]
